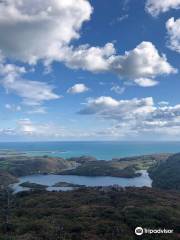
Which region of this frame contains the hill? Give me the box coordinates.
[0,171,17,188]
[149,153,180,190]
[0,155,78,178]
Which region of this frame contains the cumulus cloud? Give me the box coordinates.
[79,96,155,118]
[134,78,158,87]
[56,43,116,72]
[110,42,177,79]
[166,18,180,53]
[67,83,89,94]
[0,0,92,63]
[0,1,176,88]
[79,96,180,138]
[59,41,177,87]
[146,0,180,17]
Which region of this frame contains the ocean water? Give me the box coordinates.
[0,141,180,160]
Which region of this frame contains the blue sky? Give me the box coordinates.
[0,0,180,141]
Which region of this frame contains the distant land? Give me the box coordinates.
[0,151,171,187]
[0,150,180,191]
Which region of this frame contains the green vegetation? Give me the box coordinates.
[0,171,18,187]
[113,153,170,170]
[0,187,179,240]
[61,160,141,178]
[52,182,85,188]
[149,153,180,190]
[62,154,170,178]
[0,151,179,239]
[0,154,78,177]
[20,182,48,189]
[67,155,97,164]
[0,152,172,188]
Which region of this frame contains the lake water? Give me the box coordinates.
[0,141,180,160]
[11,170,152,193]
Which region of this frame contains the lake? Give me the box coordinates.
[11,170,152,193]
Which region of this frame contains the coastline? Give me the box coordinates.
[0,151,168,193]
[0,148,179,193]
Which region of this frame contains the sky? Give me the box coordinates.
[0,0,180,141]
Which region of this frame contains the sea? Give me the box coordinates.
[0,141,180,160]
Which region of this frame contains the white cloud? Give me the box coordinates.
[56,43,116,72]
[67,83,89,94]
[0,118,96,139]
[109,14,129,26]
[110,42,177,79]
[117,14,129,22]
[3,78,60,106]
[79,96,180,138]
[0,57,60,106]
[158,101,169,106]
[0,0,92,63]
[0,128,16,136]
[18,119,37,135]
[2,98,180,140]
[111,85,125,94]
[0,118,67,138]
[5,104,11,110]
[0,2,176,88]
[17,119,61,136]
[5,104,21,112]
[79,96,154,118]
[134,78,158,87]
[0,0,177,118]
[146,0,180,16]
[27,107,47,114]
[166,18,180,53]
[59,41,177,87]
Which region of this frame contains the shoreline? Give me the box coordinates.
[0,151,176,193]
[10,170,152,194]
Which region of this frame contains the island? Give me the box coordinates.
[52,182,85,188]
[19,182,48,190]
